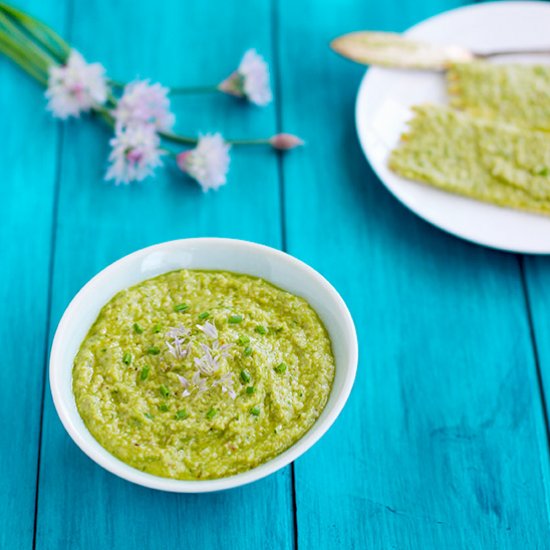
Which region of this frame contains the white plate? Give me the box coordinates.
[356,1,550,254]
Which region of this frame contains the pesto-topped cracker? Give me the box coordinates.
[447,62,550,132]
[389,105,550,214]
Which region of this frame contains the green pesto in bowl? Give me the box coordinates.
[73,269,335,480]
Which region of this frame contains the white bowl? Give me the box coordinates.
[50,238,358,492]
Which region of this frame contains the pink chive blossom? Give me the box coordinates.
[176,133,231,192]
[196,321,218,340]
[177,375,191,397]
[113,80,175,132]
[192,371,208,393]
[194,343,219,376]
[269,133,304,151]
[218,49,272,106]
[46,50,108,119]
[213,373,236,400]
[167,325,191,359]
[105,124,163,184]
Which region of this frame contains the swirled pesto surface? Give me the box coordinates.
[73,269,335,480]
[447,62,550,132]
[389,105,550,214]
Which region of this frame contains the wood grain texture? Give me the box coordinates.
[0,1,67,548]
[33,0,293,549]
[276,0,550,547]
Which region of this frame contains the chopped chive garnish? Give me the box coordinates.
[140,365,150,380]
[148,346,160,355]
[240,370,251,384]
[159,384,170,397]
[144,412,154,420]
[250,407,260,416]
[174,303,190,312]
[198,311,210,320]
[255,325,267,335]
[228,314,243,324]
[246,386,256,394]
[237,335,250,345]
[274,362,287,374]
[122,352,132,365]
[159,403,169,412]
[206,407,217,420]
[176,409,188,420]
[133,323,144,334]
[101,348,107,352]
[539,167,549,176]
[152,324,162,333]
[244,346,253,357]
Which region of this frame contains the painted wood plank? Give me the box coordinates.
[521,255,550,430]
[276,0,550,548]
[34,1,293,549]
[0,1,67,548]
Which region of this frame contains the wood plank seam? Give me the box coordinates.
[32,1,73,547]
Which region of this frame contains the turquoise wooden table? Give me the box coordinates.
[2,0,550,548]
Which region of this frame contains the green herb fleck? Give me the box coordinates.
[229,314,243,324]
[133,323,144,334]
[144,412,154,420]
[538,167,549,176]
[101,348,107,352]
[159,403,169,412]
[237,334,250,345]
[122,352,132,365]
[206,407,217,420]
[244,346,253,357]
[148,346,160,355]
[159,384,170,398]
[240,369,251,384]
[246,386,256,394]
[176,409,189,420]
[198,311,210,320]
[152,324,162,333]
[140,365,150,380]
[274,362,287,374]
[255,325,267,335]
[250,407,260,416]
[174,303,190,312]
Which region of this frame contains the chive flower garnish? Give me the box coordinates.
[133,323,144,334]
[159,384,170,397]
[240,369,251,383]
[174,303,190,312]
[246,386,256,394]
[250,407,260,416]
[148,346,161,355]
[144,412,154,420]
[198,311,210,320]
[237,335,250,345]
[244,346,253,357]
[176,409,189,420]
[206,407,217,420]
[274,362,287,374]
[122,352,132,365]
[228,314,243,324]
[159,403,169,412]
[140,365,150,380]
[152,324,162,333]
[255,325,267,335]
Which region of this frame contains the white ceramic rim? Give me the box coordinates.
[49,238,358,492]
[355,1,550,254]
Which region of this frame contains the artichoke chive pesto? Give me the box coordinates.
[73,269,335,480]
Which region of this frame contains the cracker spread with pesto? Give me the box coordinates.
[73,269,335,480]
[389,105,550,214]
[447,62,550,132]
